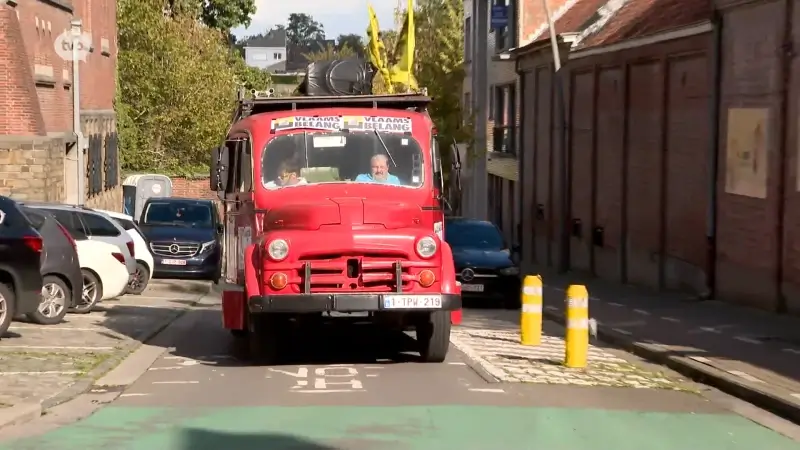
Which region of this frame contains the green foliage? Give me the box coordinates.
[286,13,325,46]
[117,0,240,175]
[336,34,365,57]
[200,0,256,31]
[304,43,357,62]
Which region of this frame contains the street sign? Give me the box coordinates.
[491,4,509,31]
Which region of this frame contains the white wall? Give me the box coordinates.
[244,47,286,69]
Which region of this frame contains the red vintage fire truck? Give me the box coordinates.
[210,71,463,364]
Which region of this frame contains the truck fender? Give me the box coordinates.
[244,242,261,300]
[439,242,463,326]
[222,242,260,331]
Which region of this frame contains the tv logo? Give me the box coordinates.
[54,30,92,61]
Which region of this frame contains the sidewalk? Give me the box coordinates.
[527,266,800,423]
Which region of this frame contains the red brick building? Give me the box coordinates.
[510,0,800,313]
[0,0,120,209]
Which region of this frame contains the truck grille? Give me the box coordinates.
[297,255,415,293]
[150,241,199,258]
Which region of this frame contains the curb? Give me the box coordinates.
[542,307,800,424]
[0,285,213,430]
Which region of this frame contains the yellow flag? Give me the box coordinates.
[390,0,417,91]
[367,5,386,70]
[367,4,394,93]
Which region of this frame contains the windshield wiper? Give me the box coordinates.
[373,130,397,168]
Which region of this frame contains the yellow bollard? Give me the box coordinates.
[520,275,543,346]
[564,284,589,368]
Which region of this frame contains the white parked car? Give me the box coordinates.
[96,209,154,295]
[74,240,130,312]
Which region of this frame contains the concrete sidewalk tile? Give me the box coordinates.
[450,327,688,390]
[541,306,800,424]
[0,403,41,430]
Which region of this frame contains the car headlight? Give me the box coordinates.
[267,239,289,261]
[200,240,216,253]
[499,266,519,276]
[415,236,437,259]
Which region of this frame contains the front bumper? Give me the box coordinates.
[457,273,521,298]
[248,293,462,314]
[153,249,219,279]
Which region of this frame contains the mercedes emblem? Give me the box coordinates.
[461,268,474,282]
[169,244,180,254]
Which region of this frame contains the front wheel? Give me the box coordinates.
[72,270,102,314]
[126,262,150,295]
[0,283,16,338]
[27,275,69,325]
[416,311,451,363]
[247,314,282,365]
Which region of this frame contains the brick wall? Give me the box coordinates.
[171,177,218,200]
[0,0,120,206]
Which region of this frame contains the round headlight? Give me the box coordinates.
[267,239,289,261]
[415,236,437,259]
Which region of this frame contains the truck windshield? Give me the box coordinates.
[261,131,424,190]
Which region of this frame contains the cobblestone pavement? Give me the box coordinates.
[0,280,210,411]
[454,309,692,390]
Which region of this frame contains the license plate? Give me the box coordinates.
[461,284,484,292]
[161,259,187,266]
[383,295,442,309]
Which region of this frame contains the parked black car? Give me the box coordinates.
[137,197,222,281]
[444,217,521,309]
[0,196,44,337]
[21,206,84,323]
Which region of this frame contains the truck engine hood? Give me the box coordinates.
[264,198,424,230]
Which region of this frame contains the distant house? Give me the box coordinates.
[244,28,287,72]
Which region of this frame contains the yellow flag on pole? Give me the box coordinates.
[390,0,418,91]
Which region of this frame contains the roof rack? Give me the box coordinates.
[232,92,433,122]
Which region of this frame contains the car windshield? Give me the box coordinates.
[445,221,506,250]
[261,130,424,190]
[142,201,213,228]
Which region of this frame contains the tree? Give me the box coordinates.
[199,0,256,31]
[286,13,325,47]
[336,34,364,56]
[118,0,239,174]
[303,43,357,62]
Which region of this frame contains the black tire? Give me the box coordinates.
[230,329,247,338]
[126,262,150,295]
[27,275,69,325]
[0,283,16,339]
[72,269,102,314]
[503,291,522,310]
[247,314,281,365]
[417,311,451,363]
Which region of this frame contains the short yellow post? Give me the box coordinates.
[520,275,543,346]
[564,284,589,368]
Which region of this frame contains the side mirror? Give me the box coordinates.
[216,223,224,234]
[512,244,521,254]
[210,146,229,191]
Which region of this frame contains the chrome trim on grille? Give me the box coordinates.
[150,241,199,257]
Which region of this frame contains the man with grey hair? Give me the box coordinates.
[355,154,401,185]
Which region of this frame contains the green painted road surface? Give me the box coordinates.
[3,405,800,450]
[3,306,799,449]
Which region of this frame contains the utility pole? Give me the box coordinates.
[541,0,570,272]
[71,19,86,206]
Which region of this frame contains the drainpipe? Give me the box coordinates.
[704,14,722,300]
[541,0,570,272]
[71,19,85,206]
[775,0,794,313]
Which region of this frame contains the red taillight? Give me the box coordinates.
[23,235,43,253]
[126,239,135,258]
[112,252,125,264]
[56,223,77,250]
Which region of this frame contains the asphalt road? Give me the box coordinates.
[1,303,800,450]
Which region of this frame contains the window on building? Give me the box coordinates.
[492,83,516,154]
[465,17,472,61]
[492,0,516,52]
[250,52,268,61]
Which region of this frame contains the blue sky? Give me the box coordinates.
[232,0,401,39]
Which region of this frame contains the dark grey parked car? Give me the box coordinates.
[20,207,84,324]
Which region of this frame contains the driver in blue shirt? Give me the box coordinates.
[355,154,401,185]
